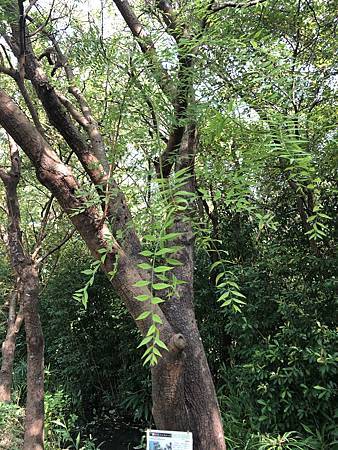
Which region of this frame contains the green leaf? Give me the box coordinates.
[160,232,182,241]
[153,266,173,273]
[221,299,232,307]
[210,260,223,271]
[175,190,195,197]
[133,280,150,287]
[232,291,246,298]
[137,336,152,348]
[139,250,153,257]
[216,272,225,285]
[155,274,169,281]
[165,258,183,266]
[147,324,156,336]
[318,213,331,220]
[134,294,150,302]
[152,283,171,290]
[155,246,182,256]
[82,290,88,307]
[143,353,154,365]
[136,311,151,320]
[152,313,163,324]
[137,262,152,270]
[151,296,165,304]
[143,234,156,241]
[227,280,240,289]
[81,269,93,275]
[152,347,162,357]
[218,291,230,301]
[142,346,153,358]
[233,298,246,305]
[155,338,168,351]
[76,433,81,448]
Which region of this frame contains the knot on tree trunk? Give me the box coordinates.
[171,333,186,352]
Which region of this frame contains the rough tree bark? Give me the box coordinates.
[22,263,44,450]
[0,137,44,449]
[0,291,24,402]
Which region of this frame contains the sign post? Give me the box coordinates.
[146,429,193,450]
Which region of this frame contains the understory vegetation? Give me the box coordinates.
[1,215,336,449]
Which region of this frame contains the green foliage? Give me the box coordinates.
[195,233,337,447]
[133,168,193,366]
[0,403,24,450]
[120,376,152,423]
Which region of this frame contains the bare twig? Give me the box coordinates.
[212,0,267,13]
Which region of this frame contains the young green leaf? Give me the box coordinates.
[152,283,171,290]
[137,336,153,348]
[136,311,151,320]
[152,313,163,324]
[139,250,153,257]
[133,280,150,287]
[151,297,165,304]
[153,265,174,273]
[137,262,152,270]
[134,294,150,302]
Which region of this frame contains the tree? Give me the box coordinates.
[0,138,24,404]
[0,136,44,449]
[0,134,74,448]
[0,0,336,448]
[0,1,235,448]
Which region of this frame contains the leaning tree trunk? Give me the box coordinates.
[22,263,44,450]
[0,291,24,402]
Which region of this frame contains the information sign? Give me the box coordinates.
[146,429,193,450]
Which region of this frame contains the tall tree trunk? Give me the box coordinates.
[22,263,44,450]
[152,129,226,450]
[152,247,226,449]
[0,291,24,402]
[0,133,45,448]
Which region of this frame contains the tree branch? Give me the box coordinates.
[211,0,267,12]
[38,228,75,264]
[112,0,173,96]
[0,88,179,345]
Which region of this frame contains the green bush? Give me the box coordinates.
[0,403,24,450]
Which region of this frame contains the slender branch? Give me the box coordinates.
[31,194,54,260]
[112,0,173,96]
[0,44,14,69]
[0,65,17,78]
[154,52,193,178]
[27,0,56,37]
[113,0,154,53]
[156,0,178,37]
[57,91,89,127]
[211,0,267,12]
[0,168,10,184]
[17,77,45,135]
[25,0,39,15]
[38,228,75,264]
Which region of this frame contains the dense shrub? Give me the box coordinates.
[0,403,24,450]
